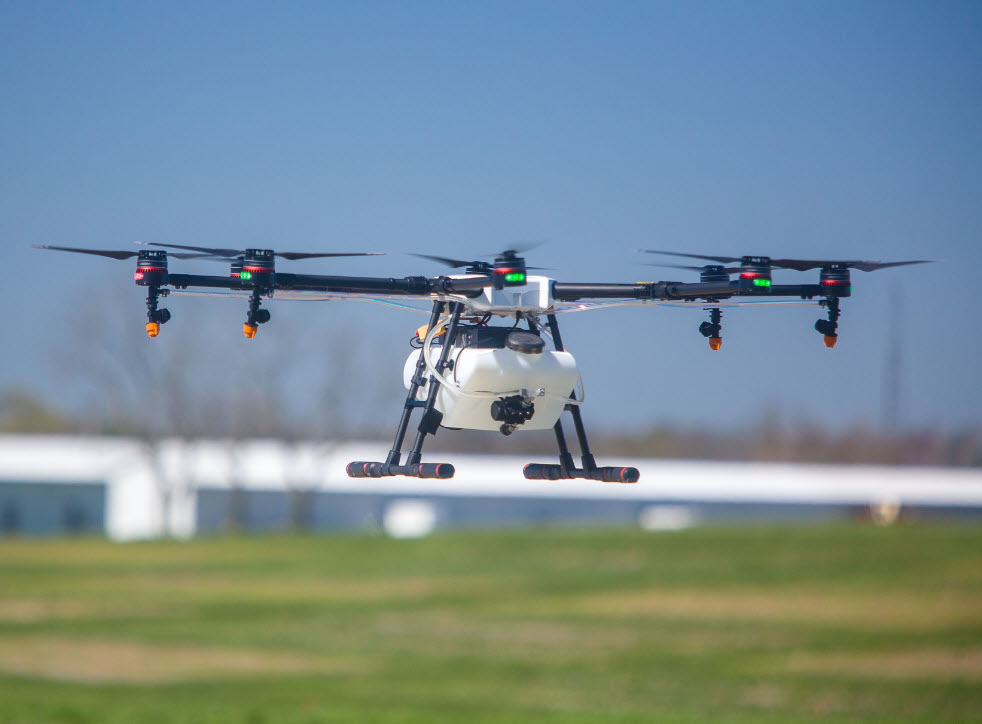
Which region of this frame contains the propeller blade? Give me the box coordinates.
[276,251,384,260]
[768,258,934,272]
[33,244,139,261]
[769,258,838,272]
[410,253,481,269]
[485,241,546,258]
[851,259,934,272]
[138,241,244,257]
[643,251,934,273]
[140,242,384,262]
[640,249,742,264]
[169,252,223,260]
[641,262,741,273]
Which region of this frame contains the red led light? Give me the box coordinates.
[242,266,272,273]
[740,272,767,279]
[821,279,850,286]
[135,267,166,281]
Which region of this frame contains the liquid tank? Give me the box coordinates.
[402,328,579,432]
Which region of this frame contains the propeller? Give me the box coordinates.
[768,258,933,272]
[136,242,384,260]
[641,262,742,274]
[483,241,546,259]
[33,244,212,260]
[641,249,933,272]
[410,253,488,270]
[411,242,552,271]
[640,249,741,264]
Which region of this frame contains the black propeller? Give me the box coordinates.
[641,249,742,264]
[137,242,384,260]
[768,258,933,272]
[410,253,488,270]
[411,243,551,271]
[33,244,211,260]
[641,249,933,272]
[641,261,742,274]
[483,241,546,259]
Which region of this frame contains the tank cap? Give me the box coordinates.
[506,331,545,354]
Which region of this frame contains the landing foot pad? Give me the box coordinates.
[523,464,640,483]
[347,461,455,479]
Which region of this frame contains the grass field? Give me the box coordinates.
[0,525,980,723]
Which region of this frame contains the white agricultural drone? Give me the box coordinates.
[34,242,929,483]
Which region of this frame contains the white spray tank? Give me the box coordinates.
[403,324,580,433]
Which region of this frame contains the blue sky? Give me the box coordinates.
[2,1,980,433]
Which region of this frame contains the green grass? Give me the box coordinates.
[0,525,980,723]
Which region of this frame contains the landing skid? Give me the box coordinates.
[521,314,639,484]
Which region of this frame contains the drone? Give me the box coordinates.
[34,242,930,483]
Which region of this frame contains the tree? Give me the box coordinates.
[0,388,75,434]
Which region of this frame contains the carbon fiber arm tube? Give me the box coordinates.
[165,274,489,297]
[552,280,825,301]
[551,281,732,300]
[275,273,435,295]
[279,273,488,297]
[551,282,659,300]
[166,274,247,290]
[769,284,824,298]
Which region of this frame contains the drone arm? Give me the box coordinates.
[659,281,737,299]
[271,273,487,297]
[167,274,245,290]
[553,281,829,302]
[769,284,824,298]
[551,282,660,300]
[274,273,433,295]
[552,281,736,301]
[163,273,489,297]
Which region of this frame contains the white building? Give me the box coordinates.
[1,435,981,540]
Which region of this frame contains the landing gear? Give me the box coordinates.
[144,286,170,338]
[346,300,462,479]
[346,306,638,483]
[815,297,841,348]
[522,314,639,484]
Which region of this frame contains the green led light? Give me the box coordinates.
[240,271,252,280]
[504,272,525,283]
[752,278,771,287]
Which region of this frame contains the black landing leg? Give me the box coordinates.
[522,314,640,483]
[347,301,463,479]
